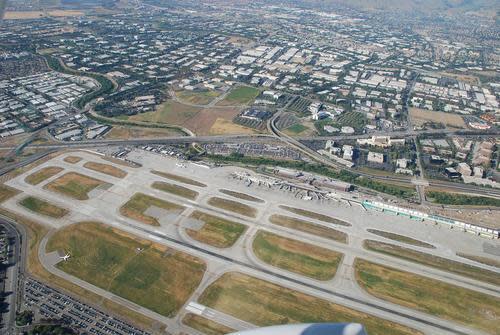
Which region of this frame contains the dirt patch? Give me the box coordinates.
[409,108,465,128]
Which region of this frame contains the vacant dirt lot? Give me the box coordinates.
[409,108,465,128]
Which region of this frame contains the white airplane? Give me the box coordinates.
[60,253,71,261]
[176,162,187,168]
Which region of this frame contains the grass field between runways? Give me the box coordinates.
[208,197,257,218]
[355,259,500,334]
[198,272,421,335]
[269,214,347,243]
[366,229,434,249]
[252,231,343,280]
[279,205,351,226]
[47,222,206,317]
[120,193,185,226]
[19,196,68,218]
[185,211,247,248]
[152,181,199,200]
[364,240,500,286]
[151,170,207,187]
[25,166,64,185]
[182,313,234,335]
[83,162,128,178]
[45,172,108,200]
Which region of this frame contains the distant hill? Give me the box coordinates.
[291,0,499,14]
[0,0,6,19]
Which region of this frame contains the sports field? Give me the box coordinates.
[252,231,342,280]
[45,172,108,200]
[355,259,500,333]
[185,211,247,248]
[199,272,420,335]
[120,193,185,226]
[47,222,206,317]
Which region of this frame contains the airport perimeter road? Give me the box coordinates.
[0,217,26,334]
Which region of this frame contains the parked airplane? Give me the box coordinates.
[60,253,71,261]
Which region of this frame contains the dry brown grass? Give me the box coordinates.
[120,193,185,226]
[45,172,108,200]
[207,197,257,218]
[151,170,206,187]
[182,313,234,335]
[355,259,500,334]
[63,156,82,164]
[84,161,127,178]
[279,205,351,226]
[219,189,264,203]
[47,222,206,317]
[199,272,421,335]
[152,181,198,200]
[0,184,21,203]
[269,214,347,243]
[25,166,64,185]
[185,211,247,248]
[104,126,182,139]
[409,108,465,128]
[253,230,343,280]
[0,208,160,332]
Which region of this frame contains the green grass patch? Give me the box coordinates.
[25,166,63,185]
[151,170,206,187]
[217,86,260,106]
[253,230,342,280]
[19,196,68,218]
[285,123,308,134]
[207,197,257,218]
[199,272,421,335]
[364,240,500,286]
[427,191,500,207]
[152,181,199,200]
[355,259,500,334]
[120,193,185,226]
[269,214,347,243]
[367,229,434,249]
[186,211,247,248]
[47,222,205,317]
